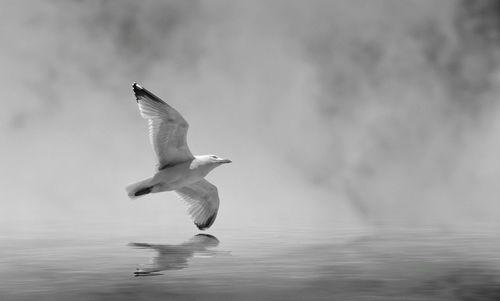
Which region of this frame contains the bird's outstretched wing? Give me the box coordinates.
[133,83,194,169]
[175,179,220,230]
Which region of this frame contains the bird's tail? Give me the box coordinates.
[126,178,154,199]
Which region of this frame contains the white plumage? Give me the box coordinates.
[126,83,231,230]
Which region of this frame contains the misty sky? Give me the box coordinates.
[2,0,500,235]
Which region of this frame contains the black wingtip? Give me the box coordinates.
[195,223,206,230]
[132,82,142,102]
[194,213,217,230]
[131,82,166,104]
[132,82,142,90]
[133,186,152,197]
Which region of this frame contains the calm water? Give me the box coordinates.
[2,226,500,300]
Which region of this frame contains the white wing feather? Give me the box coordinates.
[133,83,194,169]
[175,179,220,230]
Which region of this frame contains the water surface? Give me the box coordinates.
[2,226,500,300]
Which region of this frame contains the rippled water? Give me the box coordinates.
[2,225,500,300]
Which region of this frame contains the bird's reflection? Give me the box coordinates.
[129,234,220,276]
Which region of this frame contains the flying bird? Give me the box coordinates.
[126,83,231,230]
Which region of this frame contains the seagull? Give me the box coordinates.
[126,83,231,230]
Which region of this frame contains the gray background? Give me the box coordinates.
[2,0,500,236]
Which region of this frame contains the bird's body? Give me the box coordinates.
[127,155,220,195]
[126,83,231,230]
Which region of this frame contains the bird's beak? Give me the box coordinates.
[218,158,232,164]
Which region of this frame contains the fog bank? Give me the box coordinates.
[2,0,500,234]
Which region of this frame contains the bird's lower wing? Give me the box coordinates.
[175,179,220,230]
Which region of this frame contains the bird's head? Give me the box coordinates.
[198,154,232,166]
